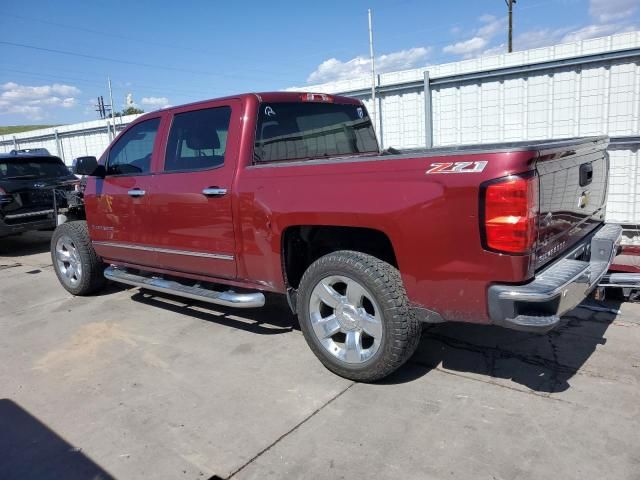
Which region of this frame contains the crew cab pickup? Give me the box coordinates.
[0,153,77,237]
[51,92,621,381]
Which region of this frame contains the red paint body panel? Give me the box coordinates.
[236,150,536,323]
[83,92,609,325]
[609,246,640,274]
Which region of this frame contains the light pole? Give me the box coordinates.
[368,9,377,132]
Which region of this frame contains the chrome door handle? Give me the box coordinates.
[128,188,146,197]
[202,187,227,197]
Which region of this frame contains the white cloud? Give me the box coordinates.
[141,96,170,108]
[589,0,638,23]
[477,15,506,37]
[442,15,506,58]
[446,3,637,61]
[561,22,637,42]
[0,82,81,120]
[444,37,489,56]
[1,82,80,101]
[307,47,431,84]
[497,22,637,54]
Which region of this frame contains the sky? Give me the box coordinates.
[0,0,638,125]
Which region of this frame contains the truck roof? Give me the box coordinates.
[138,92,362,118]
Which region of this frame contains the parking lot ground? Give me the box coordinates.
[1,231,639,480]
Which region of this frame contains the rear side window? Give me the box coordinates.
[164,107,231,172]
[107,118,160,176]
[0,156,69,179]
[254,102,379,163]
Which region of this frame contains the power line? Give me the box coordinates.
[0,66,224,98]
[0,40,294,83]
[1,13,304,80]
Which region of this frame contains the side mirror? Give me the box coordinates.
[73,156,104,177]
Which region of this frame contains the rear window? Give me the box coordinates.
[254,102,379,163]
[0,156,69,179]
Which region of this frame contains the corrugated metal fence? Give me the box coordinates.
[305,31,640,226]
[0,114,142,164]
[2,32,639,225]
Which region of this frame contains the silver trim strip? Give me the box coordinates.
[4,209,54,220]
[93,241,234,261]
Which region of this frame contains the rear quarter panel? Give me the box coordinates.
[235,150,537,324]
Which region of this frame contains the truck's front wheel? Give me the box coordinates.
[297,251,421,382]
[51,221,106,296]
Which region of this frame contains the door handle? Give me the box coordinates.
[128,188,146,197]
[202,187,227,197]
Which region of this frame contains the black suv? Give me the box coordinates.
[0,153,78,237]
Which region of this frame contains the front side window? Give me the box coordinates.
[107,118,160,175]
[254,102,379,163]
[164,107,231,172]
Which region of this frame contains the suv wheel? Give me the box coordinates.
[297,250,421,382]
[51,221,106,296]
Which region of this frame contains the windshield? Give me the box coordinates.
[0,156,70,179]
[254,102,379,162]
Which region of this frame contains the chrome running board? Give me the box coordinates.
[104,266,265,308]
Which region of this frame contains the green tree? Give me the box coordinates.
[121,107,145,116]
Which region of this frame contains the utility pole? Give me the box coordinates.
[95,96,106,119]
[368,8,377,132]
[108,76,117,139]
[505,0,516,53]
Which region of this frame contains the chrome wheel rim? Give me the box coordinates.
[309,275,383,364]
[55,235,82,287]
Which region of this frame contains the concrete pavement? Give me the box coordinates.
[1,231,639,480]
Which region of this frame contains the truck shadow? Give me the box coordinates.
[386,300,624,393]
[0,399,114,480]
[127,287,623,393]
[0,231,53,257]
[130,290,299,336]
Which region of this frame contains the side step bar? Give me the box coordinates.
[104,266,265,308]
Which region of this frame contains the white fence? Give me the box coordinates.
[304,31,640,226]
[0,114,142,163]
[2,32,639,225]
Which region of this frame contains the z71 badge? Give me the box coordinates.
[426,161,488,174]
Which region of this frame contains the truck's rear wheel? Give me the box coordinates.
[297,251,421,382]
[51,221,106,296]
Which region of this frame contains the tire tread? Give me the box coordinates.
[51,221,106,296]
[297,250,421,382]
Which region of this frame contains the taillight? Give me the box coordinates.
[300,93,334,103]
[481,174,539,254]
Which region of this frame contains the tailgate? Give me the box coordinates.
[535,137,609,269]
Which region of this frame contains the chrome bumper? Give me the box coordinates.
[488,224,623,333]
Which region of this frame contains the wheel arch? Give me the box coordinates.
[281,225,398,293]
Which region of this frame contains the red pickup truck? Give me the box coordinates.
[51,92,621,381]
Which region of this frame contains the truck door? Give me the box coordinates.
[148,100,239,279]
[87,117,161,267]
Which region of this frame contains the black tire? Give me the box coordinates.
[297,250,422,382]
[51,221,106,296]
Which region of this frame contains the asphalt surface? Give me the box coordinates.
[1,231,639,480]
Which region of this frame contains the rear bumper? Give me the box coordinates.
[488,224,622,333]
